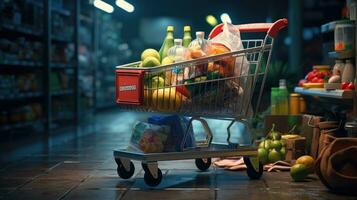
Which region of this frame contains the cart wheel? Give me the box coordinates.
[117,161,135,179]
[243,156,263,180]
[144,168,162,187]
[195,158,211,171]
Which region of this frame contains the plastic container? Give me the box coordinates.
[342,59,355,83]
[188,32,211,78]
[168,39,188,85]
[334,23,355,52]
[332,59,345,76]
[289,93,300,115]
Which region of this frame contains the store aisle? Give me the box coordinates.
[0,109,354,200]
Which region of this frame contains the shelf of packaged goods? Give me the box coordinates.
[294,87,355,99]
[0,119,43,132]
[0,60,42,68]
[321,20,355,33]
[51,89,73,96]
[51,63,75,69]
[1,23,43,38]
[51,36,73,43]
[328,50,355,59]
[27,0,71,16]
[0,92,42,101]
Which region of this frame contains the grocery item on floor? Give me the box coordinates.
[129,121,170,153]
[285,136,306,162]
[315,135,357,195]
[213,157,291,172]
[159,26,175,62]
[148,115,195,152]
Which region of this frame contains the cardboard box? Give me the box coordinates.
[285,137,306,162]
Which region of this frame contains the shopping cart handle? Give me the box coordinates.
[209,18,288,39]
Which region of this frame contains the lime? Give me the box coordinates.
[151,76,165,89]
[268,149,281,163]
[262,139,272,150]
[290,164,308,182]
[296,155,315,174]
[272,140,283,151]
[141,49,160,61]
[257,148,269,165]
[280,147,286,159]
[271,131,281,140]
[142,56,160,68]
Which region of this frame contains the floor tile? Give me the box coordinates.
[64,189,123,200]
[121,190,215,200]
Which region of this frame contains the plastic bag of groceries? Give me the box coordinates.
[128,121,170,153]
[207,22,253,116]
[148,115,195,152]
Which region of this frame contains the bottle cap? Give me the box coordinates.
[174,39,182,45]
[167,26,174,32]
[196,31,205,38]
[279,79,287,88]
[184,26,191,32]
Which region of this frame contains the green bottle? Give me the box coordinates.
[159,26,174,62]
[278,79,289,115]
[182,26,192,48]
[271,87,279,114]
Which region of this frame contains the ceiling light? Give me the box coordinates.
[93,0,114,13]
[116,0,135,13]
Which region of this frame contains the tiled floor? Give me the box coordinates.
[0,110,356,200]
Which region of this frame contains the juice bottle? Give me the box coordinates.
[278,79,289,115]
[271,87,279,114]
[183,26,192,48]
[168,39,188,85]
[159,26,174,62]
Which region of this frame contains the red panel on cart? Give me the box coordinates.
[116,70,144,105]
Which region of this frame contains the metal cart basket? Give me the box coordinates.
[114,19,288,186]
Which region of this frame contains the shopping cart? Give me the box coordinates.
[114,19,288,186]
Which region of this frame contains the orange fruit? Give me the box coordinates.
[296,155,315,173]
[290,164,308,182]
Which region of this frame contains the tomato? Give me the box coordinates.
[306,71,317,81]
[298,79,307,87]
[342,82,350,90]
[348,82,355,90]
[311,77,322,83]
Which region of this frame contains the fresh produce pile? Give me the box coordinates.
[290,155,315,182]
[135,25,238,112]
[298,68,331,89]
[257,124,287,165]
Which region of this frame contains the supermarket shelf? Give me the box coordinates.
[328,50,355,59]
[0,60,42,68]
[321,20,354,33]
[27,0,71,16]
[294,87,355,99]
[51,90,73,96]
[52,35,73,43]
[0,92,43,101]
[51,63,75,69]
[0,119,43,132]
[1,23,43,38]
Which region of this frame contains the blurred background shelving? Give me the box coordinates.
[0,0,126,134]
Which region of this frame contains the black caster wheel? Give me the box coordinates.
[243,156,263,180]
[195,158,211,171]
[116,160,135,179]
[144,168,162,187]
